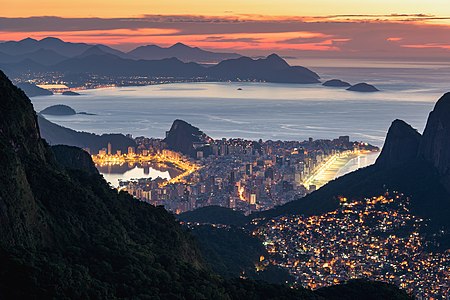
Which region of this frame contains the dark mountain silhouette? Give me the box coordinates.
[347,82,379,92]
[0,69,411,299]
[49,52,319,84]
[0,37,128,58]
[37,115,136,154]
[76,45,130,59]
[51,55,205,77]
[18,48,68,65]
[323,79,351,87]
[76,45,113,58]
[419,92,450,190]
[0,38,321,85]
[0,51,14,64]
[179,206,248,227]
[0,59,47,77]
[375,119,421,168]
[163,119,212,157]
[128,42,242,63]
[16,82,53,97]
[190,225,296,284]
[207,54,320,83]
[0,37,41,56]
[62,90,80,96]
[0,48,68,66]
[258,93,450,248]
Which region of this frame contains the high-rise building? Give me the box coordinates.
[245,164,253,176]
[250,194,257,205]
[107,142,112,155]
[127,146,135,156]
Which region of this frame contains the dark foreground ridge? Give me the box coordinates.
[0,70,411,299]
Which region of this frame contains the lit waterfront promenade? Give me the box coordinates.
[303,150,379,189]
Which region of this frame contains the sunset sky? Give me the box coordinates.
[3,0,450,59]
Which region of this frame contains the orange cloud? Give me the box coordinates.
[2,14,450,58]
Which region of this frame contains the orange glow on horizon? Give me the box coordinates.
[4,0,450,19]
[3,1,450,57]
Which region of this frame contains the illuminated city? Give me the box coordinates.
[254,192,450,299]
[90,135,378,214]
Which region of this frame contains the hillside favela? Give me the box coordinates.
[0,1,449,300]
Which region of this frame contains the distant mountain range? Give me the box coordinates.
[0,37,321,84]
[0,37,239,64]
[128,42,241,63]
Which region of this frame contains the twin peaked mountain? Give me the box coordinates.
[0,37,320,84]
[377,93,450,191]
[263,93,450,249]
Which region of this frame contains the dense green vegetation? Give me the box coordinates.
[179,206,249,227]
[315,280,412,300]
[190,225,293,284]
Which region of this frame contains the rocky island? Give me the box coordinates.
[62,90,80,96]
[40,104,76,115]
[322,79,351,87]
[347,82,379,92]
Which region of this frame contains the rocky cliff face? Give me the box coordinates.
[163,119,211,157]
[419,92,450,190]
[0,71,49,249]
[376,119,422,168]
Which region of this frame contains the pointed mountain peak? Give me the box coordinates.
[170,42,191,49]
[267,53,283,60]
[264,53,290,68]
[164,119,211,157]
[419,92,450,187]
[20,37,38,43]
[77,45,111,58]
[431,92,450,114]
[376,119,421,168]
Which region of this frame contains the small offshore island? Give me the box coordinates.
[62,90,81,96]
[40,104,76,115]
[347,82,380,92]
